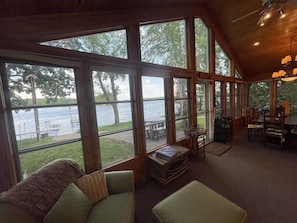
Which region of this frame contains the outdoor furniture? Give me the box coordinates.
[145,117,166,141]
[152,180,248,223]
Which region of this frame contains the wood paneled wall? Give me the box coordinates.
[0,6,247,191]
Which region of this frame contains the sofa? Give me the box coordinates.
[0,158,135,223]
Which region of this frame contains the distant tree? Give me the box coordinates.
[195,18,208,72]
[140,20,186,68]
[6,63,74,140]
[174,78,188,118]
[7,64,74,106]
[43,30,127,125]
[248,81,271,109]
[276,81,297,113]
[215,41,230,76]
[277,81,297,106]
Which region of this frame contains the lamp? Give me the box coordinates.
[272,36,297,82]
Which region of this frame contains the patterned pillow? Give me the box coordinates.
[44,183,92,223]
[76,169,109,204]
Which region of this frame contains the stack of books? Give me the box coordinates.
[155,146,180,161]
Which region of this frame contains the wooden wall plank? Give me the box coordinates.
[0,62,18,192]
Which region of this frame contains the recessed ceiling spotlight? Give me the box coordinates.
[253,42,260,46]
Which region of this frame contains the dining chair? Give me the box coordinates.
[245,107,263,142]
[281,100,290,116]
[263,112,288,151]
[275,106,285,117]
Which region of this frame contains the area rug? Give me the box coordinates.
[205,142,232,156]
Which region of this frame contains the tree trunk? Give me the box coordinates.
[112,103,120,125]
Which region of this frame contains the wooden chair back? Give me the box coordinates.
[275,107,285,117]
[245,107,258,126]
[263,112,286,151]
[281,100,290,116]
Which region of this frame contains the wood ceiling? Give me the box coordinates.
[1,0,297,80]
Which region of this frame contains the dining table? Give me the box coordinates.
[144,117,166,140]
[256,114,297,127]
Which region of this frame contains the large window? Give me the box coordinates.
[196,82,209,131]
[235,83,240,118]
[276,81,297,114]
[215,81,222,117]
[215,41,231,76]
[235,69,243,79]
[41,30,128,59]
[142,76,167,150]
[174,78,190,140]
[241,84,246,116]
[92,70,135,167]
[5,63,82,178]
[195,18,209,72]
[226,82,231,117]
[249,81,270,112]
[140,20,187,68]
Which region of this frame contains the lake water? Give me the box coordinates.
[13,100,165,139]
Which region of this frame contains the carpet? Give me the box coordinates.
[205,142,232,156]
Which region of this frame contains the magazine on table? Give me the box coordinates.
[155,146,181,161]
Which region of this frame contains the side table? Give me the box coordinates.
[147,145,190,185]
[184,128,206,159]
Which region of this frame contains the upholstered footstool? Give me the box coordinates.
[152,180,248,223]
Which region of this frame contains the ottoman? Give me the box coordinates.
[152,180,248,223]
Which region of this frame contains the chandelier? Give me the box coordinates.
[272,36,297,82]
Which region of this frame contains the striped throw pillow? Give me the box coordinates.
[76,170,109,204]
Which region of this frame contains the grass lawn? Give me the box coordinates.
[18,118,205,177]
[19,131,134,177]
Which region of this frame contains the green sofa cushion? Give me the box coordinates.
[87,192,134,223]
[153,180,248,223]
[44,183,92,223]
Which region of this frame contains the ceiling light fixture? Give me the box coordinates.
[279,9,286,18]
[272,36,297,82]
[233,0,288,26]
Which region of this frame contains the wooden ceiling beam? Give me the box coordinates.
[0,6,206,43]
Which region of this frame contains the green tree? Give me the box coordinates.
[215,41,230,76]
[6,63,74,140]
[140,20,186,68]
[277,81,297,112]
[43,30,127,125]
[248,81,271,110]
[195,18,208,72]
[7,64,74,105]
